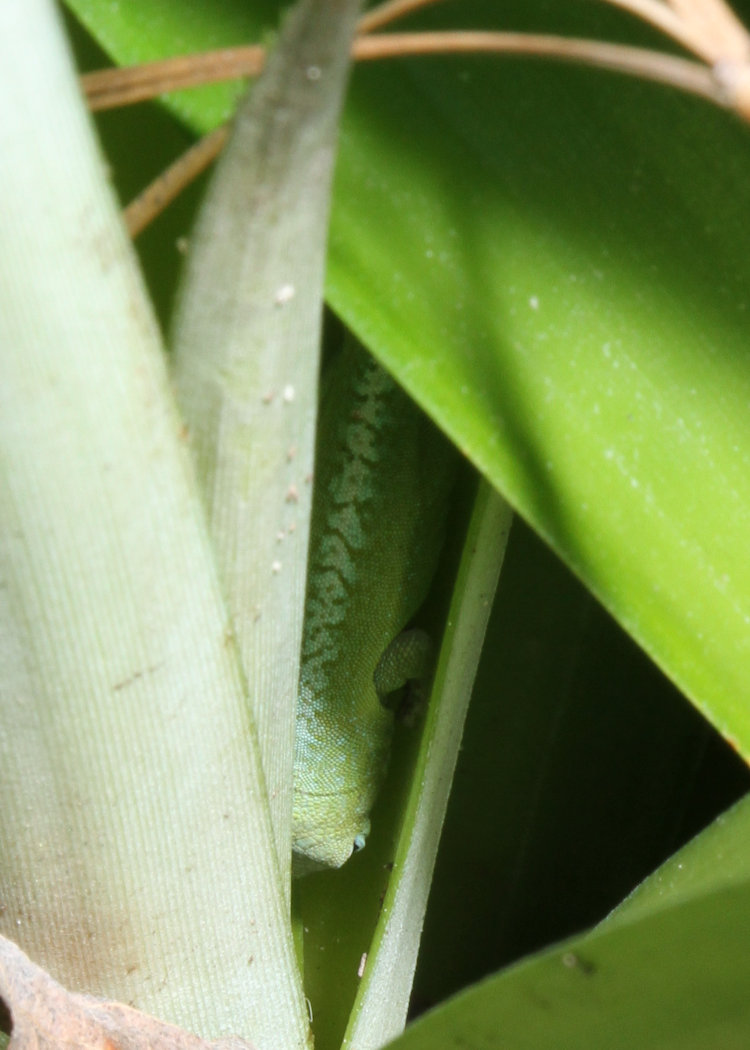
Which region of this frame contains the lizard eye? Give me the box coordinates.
[352,833,367,853]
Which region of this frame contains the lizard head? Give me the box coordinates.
[292,803,371,876]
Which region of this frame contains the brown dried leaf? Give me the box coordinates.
[0,936,254,1050]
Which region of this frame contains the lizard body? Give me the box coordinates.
[292,337,456,873]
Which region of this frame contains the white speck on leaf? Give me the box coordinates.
[274,283,296,305]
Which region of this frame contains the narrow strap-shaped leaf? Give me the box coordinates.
[343,482,512,1050]
[0,0,307,1044]
[171,0,362,888]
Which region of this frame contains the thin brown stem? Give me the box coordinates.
[592,0,710,56]
[666,0,750,61]
[359,0,448,33]
[83,31,719,113]
[353,31,719,104]
[124,125,229,237]
[82,46,265,111]
[85,7,750,236]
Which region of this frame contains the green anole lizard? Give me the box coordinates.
[292,335,457,874]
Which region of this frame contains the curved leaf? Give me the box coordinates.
[388,877,750,1049]
[0,1,305,1044]
[171,0,360,890]
[65,0,750,757]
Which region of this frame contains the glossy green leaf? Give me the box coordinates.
[414,519,749,1007]
[607,791,750,927]
[329,12,750,759]
[389,878,750,1050]
[64,0,750,760]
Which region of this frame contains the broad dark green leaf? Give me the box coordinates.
[390,878,750,1049]
[414,519,749,1006]
[65,0,750,760]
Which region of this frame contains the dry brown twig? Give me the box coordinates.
[0,934,255,1050]
[80,0,750,236]
[595,0,750,107]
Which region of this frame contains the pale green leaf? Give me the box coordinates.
[0,2,304,1044]
[171,0,360,890]
[341,483,511,1050]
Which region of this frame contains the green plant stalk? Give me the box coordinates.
[342,480,512,1050]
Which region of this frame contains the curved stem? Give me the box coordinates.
[352,31,719,104]
[359,0,448,33]
[83,32,720,113]
[82,45,265,111]
[596,0,750,63]
[124,125,229,237]
[594,0,707,56]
